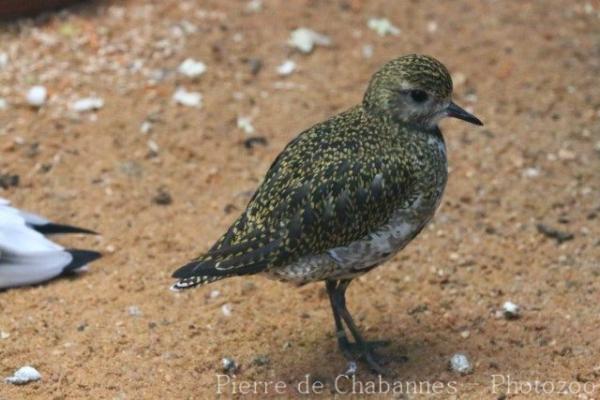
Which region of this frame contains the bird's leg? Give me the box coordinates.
[326,280,353,360]
[332,279,388,374]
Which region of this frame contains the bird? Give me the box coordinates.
[0,197,101,289]
[171,54,483,373]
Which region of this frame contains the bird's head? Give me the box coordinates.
[363,54,483,128]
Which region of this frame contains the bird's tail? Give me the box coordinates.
[63,249,102,272]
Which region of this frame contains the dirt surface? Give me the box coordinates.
[1,0,599,398]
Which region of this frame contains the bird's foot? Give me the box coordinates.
[338,338,390,375]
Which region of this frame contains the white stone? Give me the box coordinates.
[147,140,159,153]
[0,52,8,69]
[288,28,331,53]
[427,21,438,33]
[502,301,521,319]
[449,353,472,374]
[221,303,232,317]
[140,121,152,134]
[276,60,296,76]
[222,357,236,372]
[71,97,104,112]
[367,18,400,37]
[0,98,7,110]
[237,116,255,134]
[173,88,202,108]
[127,305,142,317]
[246,0,262,12]
[523,167,540,178]
[26,86,47,107]
[178,58,206,78]
[5,366,42,385]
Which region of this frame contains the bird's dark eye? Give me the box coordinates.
[409,90,428,103]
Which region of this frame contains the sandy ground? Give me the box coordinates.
[1,0,599,398]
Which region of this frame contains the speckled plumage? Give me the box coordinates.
[172,55,456,288]
[172,54,482,373]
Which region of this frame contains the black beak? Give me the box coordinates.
[446,102,483,126]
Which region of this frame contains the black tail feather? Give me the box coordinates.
[63,249,102,272]
[33,223,97,235]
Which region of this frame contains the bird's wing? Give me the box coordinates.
[0,203,63,254]
[172,109,418,285]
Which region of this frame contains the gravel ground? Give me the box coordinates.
[1,0,599,398]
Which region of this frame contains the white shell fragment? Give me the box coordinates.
[288,28,331,53]
[246,0,263,12]
[5,366,42,385]
[173,88,202,108]
[367,18,401,37]
[71,97,104,112]
[276,60,296,76]
[502,301,521,319]
[26,86,47,107]
[0,52,8,69]
[237,116,255,134]
[221,303,232,317]
[178,58,207,78]
[127,305,142,317]
[449,353,472,375]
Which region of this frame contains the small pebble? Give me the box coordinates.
[178,58,207,78]
[288,28,331,53]
[252,354,270,366]
[71,97,104,112]
[0,52,7,68]
[237,116,255,134]
[128,305,142,317]
[246,0,262,12]
[449,353,473,375]
[523,167,540,178]
[558,148,576,160]
[221,303,232,317]
[247,58,263,75]
[173,88,202,108]
[0,98,8,110]
[276,60,296,75]
[153,188,173,205]
[0,331,9,339]
[362,44,374,59]
[140,121,153,134]
[221,357,237,373]
[536,223,574,244]
[209,290,221,299]
[427,21,438,33]
[5,366,42,385]
[243,136,268,149]
[367,18,400,36]
[26,86,47,107]
[502,301,521,319]
[0,174,19,189]
[147,140,159,155]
